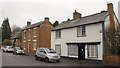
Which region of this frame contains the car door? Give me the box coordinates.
[40,49,46,59]
[37,48,42,58]
[37,48,44,58]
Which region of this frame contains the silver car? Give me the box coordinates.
[13,46,24,55]
[35,48,60,62]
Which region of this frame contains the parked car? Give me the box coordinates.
[13,46,24,55]
[2,46,14,52]
[35,48,60,63]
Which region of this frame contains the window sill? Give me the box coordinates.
[33,36,37,37]
[55,37,61,39]
[88,56,98,58]
[77,35,86,37]
[33,49,36,50]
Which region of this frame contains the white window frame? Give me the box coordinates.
[87,45,98,58]
[33,42,36,50]
[24,30,26,39]
[77,25,86,37]
[33,27,37,37]
[55,45,61,55]
[68,44,78,58]
[55,30,61,39]
[28,29,30,37]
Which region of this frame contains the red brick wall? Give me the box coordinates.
[21,21,53,55]
[39,21,53,48]
[103,54,120,65]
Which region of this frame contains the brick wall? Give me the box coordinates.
[39,21,53,48]
[21,21,53,55]
[103,54,120,65]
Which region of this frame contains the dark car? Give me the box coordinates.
[13,46,24,55]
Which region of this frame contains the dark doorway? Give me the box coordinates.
[78,44,85,60]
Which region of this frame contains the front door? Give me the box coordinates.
[78,44,85,60]
[28,42,30,53]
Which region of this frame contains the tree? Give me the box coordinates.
[11,26,22,47]
[1,18,11,42]
[53,21,59,27]
[12,25,22,33]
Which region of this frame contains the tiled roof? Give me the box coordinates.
[22,21,43,30]
[52,11,108,30]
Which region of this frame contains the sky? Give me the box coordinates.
[119,1,120,21]
[0,0,120,28]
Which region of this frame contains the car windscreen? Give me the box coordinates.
[45,48,56,53]
[15,47,22,50]
[6,46,13,49]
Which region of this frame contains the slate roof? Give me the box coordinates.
[52,11,108,30]
[22,21,44,30]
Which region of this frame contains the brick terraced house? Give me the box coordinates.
[22,17,53,55]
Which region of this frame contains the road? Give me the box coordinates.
[2,51,104,66]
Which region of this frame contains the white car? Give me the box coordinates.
[2,46,14,52]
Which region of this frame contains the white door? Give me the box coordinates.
[55,45,61,55]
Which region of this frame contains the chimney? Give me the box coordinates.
[107,3,114,15]
[27,21,31,26]
[44,17,49,22]
[107,3,116,48]
[73,10,82,20]
[107,3,115,29]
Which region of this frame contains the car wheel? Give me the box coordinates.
[45,57,49,63]
[35,55,38,60]
[57,60,60,62]
[6,50,8,53]
[15,52,17,55]
[3,50,5,52]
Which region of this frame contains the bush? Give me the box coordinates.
[2,39,12,46]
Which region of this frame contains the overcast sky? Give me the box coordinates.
[0,0,120,28]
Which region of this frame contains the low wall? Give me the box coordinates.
[103,54,120,65]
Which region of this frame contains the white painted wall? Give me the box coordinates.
[51,22,105,60]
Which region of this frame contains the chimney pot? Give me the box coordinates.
[44,17,49,22]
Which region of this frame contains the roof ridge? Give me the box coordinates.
[52,11,108,30]
[81,11,108,19]
[22,21,43,30]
